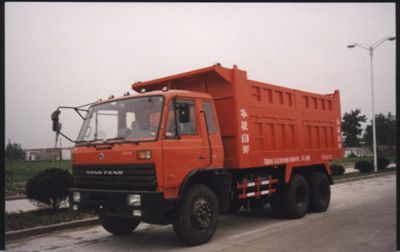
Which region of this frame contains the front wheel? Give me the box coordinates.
[173,184,219,246]
[99,215,140,235]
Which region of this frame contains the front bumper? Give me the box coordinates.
[69,188,174,224]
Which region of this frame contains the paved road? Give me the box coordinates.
[6,174,396,252]
[5,199,38,213]
[6,199,69,213]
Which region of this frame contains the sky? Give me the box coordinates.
[5,2,396,149]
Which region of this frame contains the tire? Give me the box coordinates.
[309,172,331,212]
[283,174,309,219]
[173,184,219,246]
[100,215,140,235]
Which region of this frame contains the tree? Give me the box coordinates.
[5,140,25,190]
[363,112,396,146]
[26,168,73,210]
[5,140,25,161]
[342,109,367,147]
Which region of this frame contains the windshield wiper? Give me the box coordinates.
[76,138,139,147]
[104,137,140,145]
[75,139,108,147]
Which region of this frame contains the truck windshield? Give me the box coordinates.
[77,96,164,143]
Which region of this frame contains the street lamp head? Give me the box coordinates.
[347,44,356,48]
[388,37,396,41]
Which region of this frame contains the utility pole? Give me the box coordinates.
[8,138,14,190]
[59,137,62,168]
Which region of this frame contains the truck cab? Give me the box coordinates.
[69,89,225,225]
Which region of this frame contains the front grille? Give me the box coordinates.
[72,163,157,191]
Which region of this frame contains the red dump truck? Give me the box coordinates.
[52,64,343,245]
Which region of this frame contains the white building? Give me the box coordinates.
[344,147,373,157]
[24,147,73,161]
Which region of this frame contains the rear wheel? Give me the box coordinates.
[99,215,140,235]
[173,184,219,246]
[309,172,331,212]
[283,174,309,219]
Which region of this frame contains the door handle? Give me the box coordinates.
[198,156,205,160]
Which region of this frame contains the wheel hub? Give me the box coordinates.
[193,199,213,229]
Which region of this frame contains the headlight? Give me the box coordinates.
[137,150,151,160]
[127,194,141,206]
[73,191,81,202]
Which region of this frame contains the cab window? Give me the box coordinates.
[165,100,197,138]
[202,101,218,134]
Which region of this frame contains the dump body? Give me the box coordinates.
[132,65,343,170]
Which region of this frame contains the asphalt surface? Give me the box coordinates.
[6,199,69,213]
[6,199,38,213]
[6,174,396,252]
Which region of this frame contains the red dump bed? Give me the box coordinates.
[132,64,343,169]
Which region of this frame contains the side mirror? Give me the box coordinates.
[51,109,62,132]
[178,103,190,123]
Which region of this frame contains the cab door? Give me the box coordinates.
[200,100,224,168]
[162,99,206,191]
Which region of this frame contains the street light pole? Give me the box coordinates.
[347,36,396,173]
[369,47,378,173]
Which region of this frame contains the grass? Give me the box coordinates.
[5,208,95,232]
[5,160,72,195]
[5,182,27,197]
[5,160,72,182]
